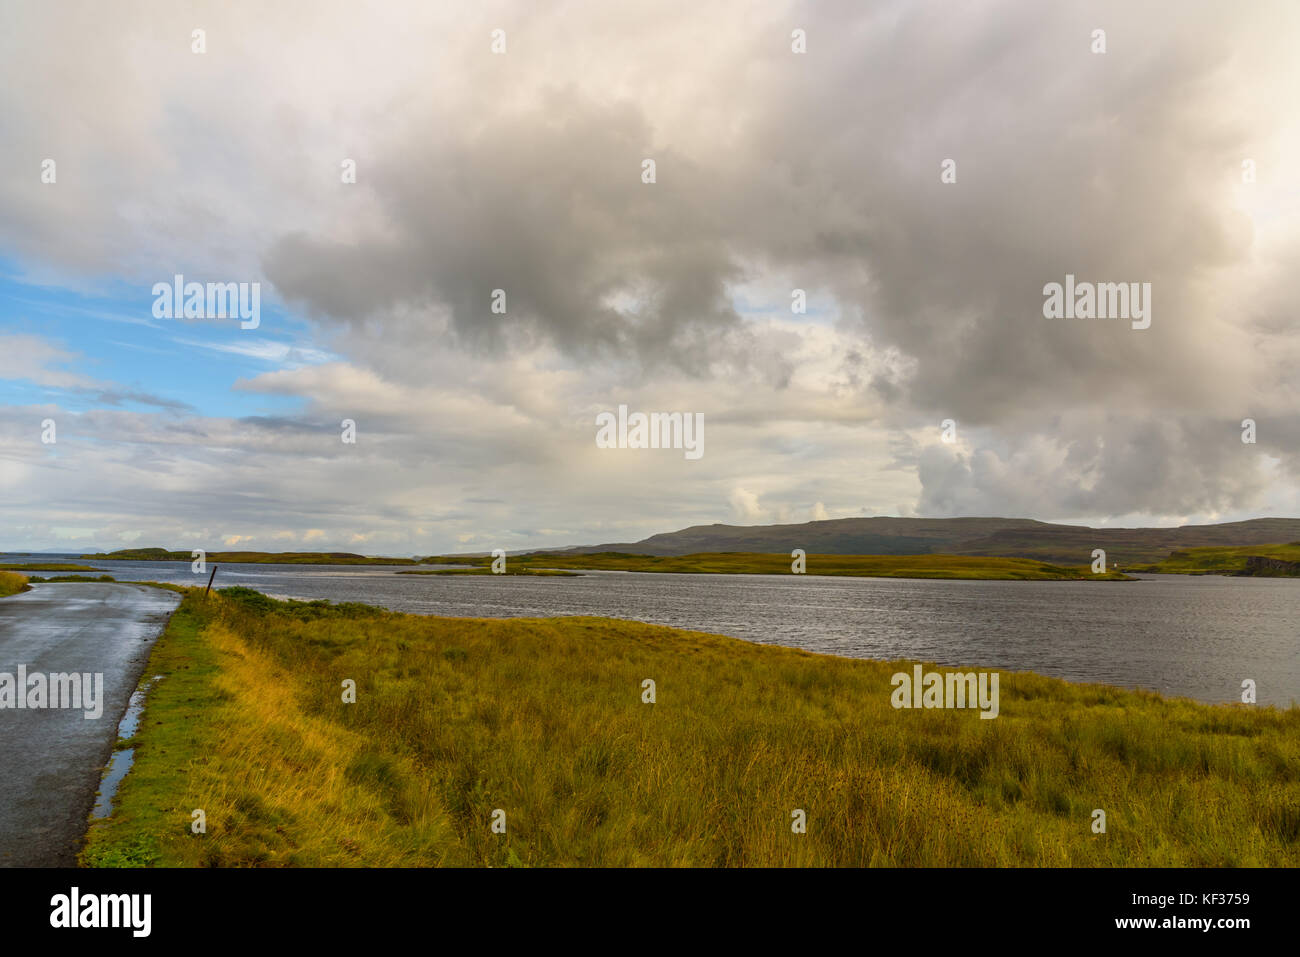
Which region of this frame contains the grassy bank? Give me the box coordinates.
[0,562,103,572]
[81,588,1297,867]
[424,551,1133,581]
[1130,543,1300,576]
[0,571,29,597]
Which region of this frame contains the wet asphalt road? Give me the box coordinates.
[0,583,179,867]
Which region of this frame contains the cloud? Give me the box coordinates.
[0,334,193,411]
[729,487,764,521]
[263,91,776,378]
[2,0,1299,547]
[82,388,193,412]
[175,337,334,367]
[0,335,99,389]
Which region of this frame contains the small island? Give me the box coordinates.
[80,548,418,565]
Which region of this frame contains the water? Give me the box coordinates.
[91,675,162,819]
[7,553,1298,707]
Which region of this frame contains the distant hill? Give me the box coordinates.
[532,517,1300,565]
[545,517,1043,556]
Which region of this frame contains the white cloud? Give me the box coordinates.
[0,335,98,389]
[729,487,764,522]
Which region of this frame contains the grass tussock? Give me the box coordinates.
[0,571,30,597]
[82,587,1298,867]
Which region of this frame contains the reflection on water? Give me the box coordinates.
[91,674,162,819]
[10,554,1297,707]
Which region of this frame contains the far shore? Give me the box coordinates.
[53,541,1300,580]
[25,548,1141,581]
[76,549,418,565]
[420,551,1135,581]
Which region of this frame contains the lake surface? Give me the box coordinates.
[6,553,1297,707]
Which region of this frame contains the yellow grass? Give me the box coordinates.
[0,571,30,597]
[82,588,1299,867]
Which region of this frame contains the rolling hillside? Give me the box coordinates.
[529,517,1300,565]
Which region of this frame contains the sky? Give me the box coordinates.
[1,0,1298,556]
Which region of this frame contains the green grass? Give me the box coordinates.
[1130,543,1300,576]
[0,562,103,571]
[423,551,1133,581]
[0,571,29,597]
[81,587,1297,867]
[80,548,417,565]
[81,599,219,867]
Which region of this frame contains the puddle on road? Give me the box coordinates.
[91,675,163,819]
[91,749,135,819]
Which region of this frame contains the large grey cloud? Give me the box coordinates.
[260,1,1275,405]
[252,0,1299,521]
[264,93,770,378]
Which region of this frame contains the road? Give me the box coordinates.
[0,583,180,867]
